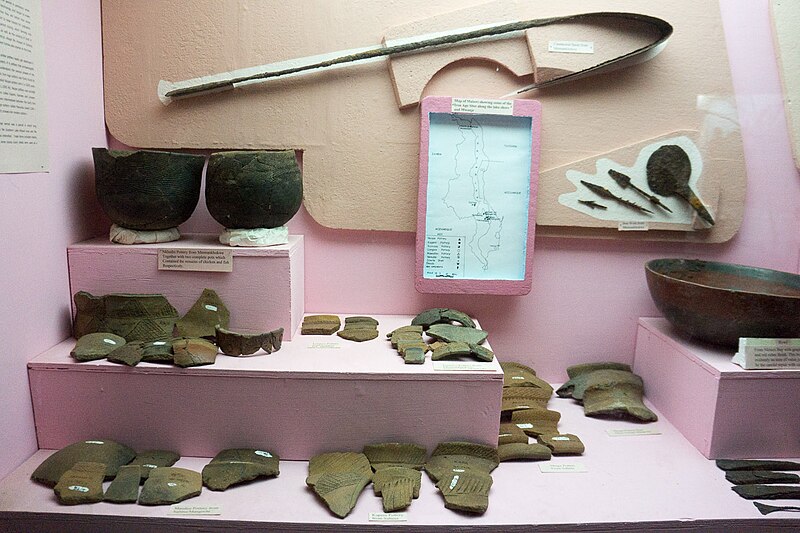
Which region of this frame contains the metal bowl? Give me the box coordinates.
[645,258,800,347]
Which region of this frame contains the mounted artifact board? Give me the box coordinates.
[102,0,746,242]
[771,0,800,170]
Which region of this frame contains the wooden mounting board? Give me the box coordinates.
[102,0,746,242]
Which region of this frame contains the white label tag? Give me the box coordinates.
[153,341,167,346]
[733,338,800,369]
[143,464,157,469]
[158,249,233,272]
[167,482,177,487]
[171,504,222,516]
[84,440,104,445]
[511,376,525,380]
[369,512,408,522]
[451,98,514,115]
[539,462,587,473]
[606,428,662,437]
[448,475,460,490]
[102,338,117,345]
[618,221,649,232]
[68,485,89,492]
[552,436,571,441]
[548,40,595,54]
[433,361,493,371]
[516,423,534,429]
[204,304,218,312]
[255,450,272,458]
[309,342,342,349]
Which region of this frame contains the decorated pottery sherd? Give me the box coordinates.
[129,450,180,480]
[174,288,230,339]
[215,326,284,356]
[138,467,202,505]
[306,452,373,518]
[362,443,427,470]
[403,347,426,365]
[71,332,127,362]
[104,465,142,503]
[558,362,632,398]
[424,442,498,482]
[92,148,205,232]
[31,439,136,487]
[73,291,179,342]
[411,308,476,329]
[725,471,800,486]
[202,448,280,491]
[497,443,552,462]
[301,315,341,335]
[107,341,145,366]
[172,337,218,367]
[510,408,561,437]
[206,150,302,230]
[502,386,552,406]
[54,461,107,505]
[537,434,585,455]
[140,340,174,363]
[581,369,658,422]
[431,341,471,360]
[435,470,493,514]
[387,325,423,341]
[498,423,529,446]
[426,324,488,345]
[372,467,422,512]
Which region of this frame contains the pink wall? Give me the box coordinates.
[1,0,798,480]
[0,0,106,479]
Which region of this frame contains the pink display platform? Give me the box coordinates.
[634,317,800,459]
[67,234,304,340]
[3,398,798,532]
[28,315,502,460]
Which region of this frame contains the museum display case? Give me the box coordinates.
[1,0,800,531]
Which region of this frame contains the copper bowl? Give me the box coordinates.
[645,258,800,347]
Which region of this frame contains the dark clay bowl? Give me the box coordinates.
[205,150,303,229]
[93,148,205,231]
[645,258,800,347]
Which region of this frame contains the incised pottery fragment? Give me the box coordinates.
[306,452,373,518]
[216,326,284,356]
[431,341,471,360]
[172,337,218,367]
[497,442,552,462]
[104,465,142,503]
[435,470,494,514]
[411,308,476,329]
[174,288,230,339]
[403,347,426,365]
[372,466,421,512]
[31,439,136,487]
[202,448,280,491]
[557,362,632,399]
[725,471,800,485]
[362,443,427,470]
[388,325,424,345]
[510,408,561,437]
[73,291,179,342]
[581,369,658,422]
[301,315,341,335]
[502,386,551,407]
[107,341,145,366]
[426,324,488,345]
[129,450,180,480]
[138,467,202,505]
[205,150,303,230]
[538,434,585,455]
[71,332,126,362]
[498,423,529,446]
[54,461,107,505]
[337,316,379,342]
[140,340,174,363]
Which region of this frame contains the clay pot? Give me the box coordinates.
[205,150,302,229]
[93,148,205,231]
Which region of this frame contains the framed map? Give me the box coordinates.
[415,97,541,295]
